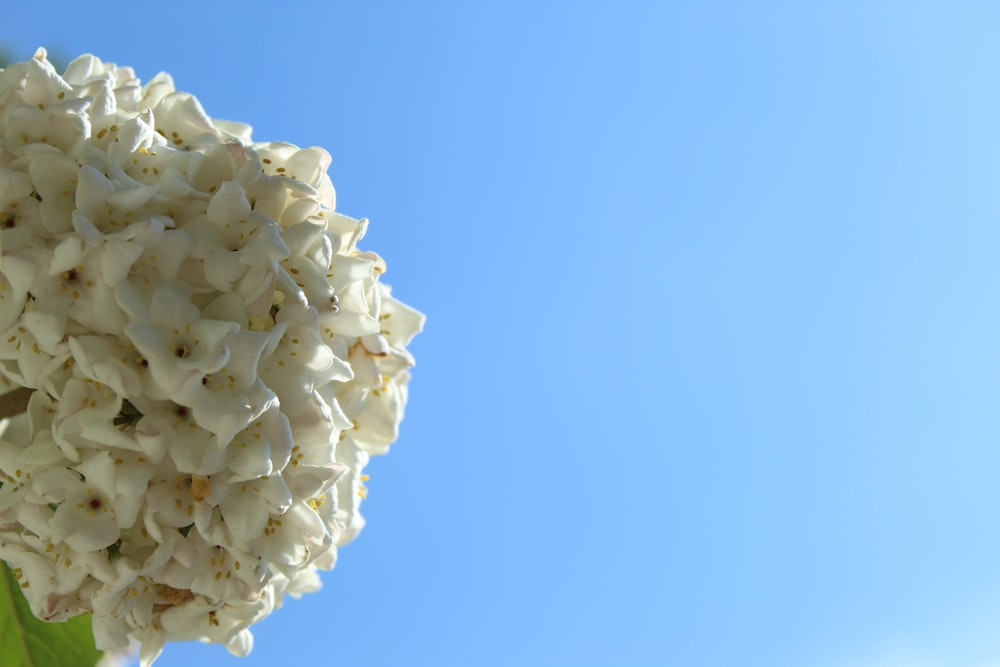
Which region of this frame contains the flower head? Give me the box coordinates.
[0,48,422,664]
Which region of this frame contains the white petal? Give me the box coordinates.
[207,181,251,224]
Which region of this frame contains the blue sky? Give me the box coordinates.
[7,1,1000,666]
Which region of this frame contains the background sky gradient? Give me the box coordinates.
[6,2,1000,666]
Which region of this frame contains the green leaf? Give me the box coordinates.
[113,400,143,428]
[0,562,101,667]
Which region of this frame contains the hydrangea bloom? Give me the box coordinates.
[0,49,422,665]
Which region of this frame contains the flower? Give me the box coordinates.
[0,48,423,665]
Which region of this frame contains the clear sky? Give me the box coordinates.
[6,2,1000,666]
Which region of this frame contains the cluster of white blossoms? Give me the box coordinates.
[0,49,422,665]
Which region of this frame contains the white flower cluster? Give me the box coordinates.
[0,49,422,665]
